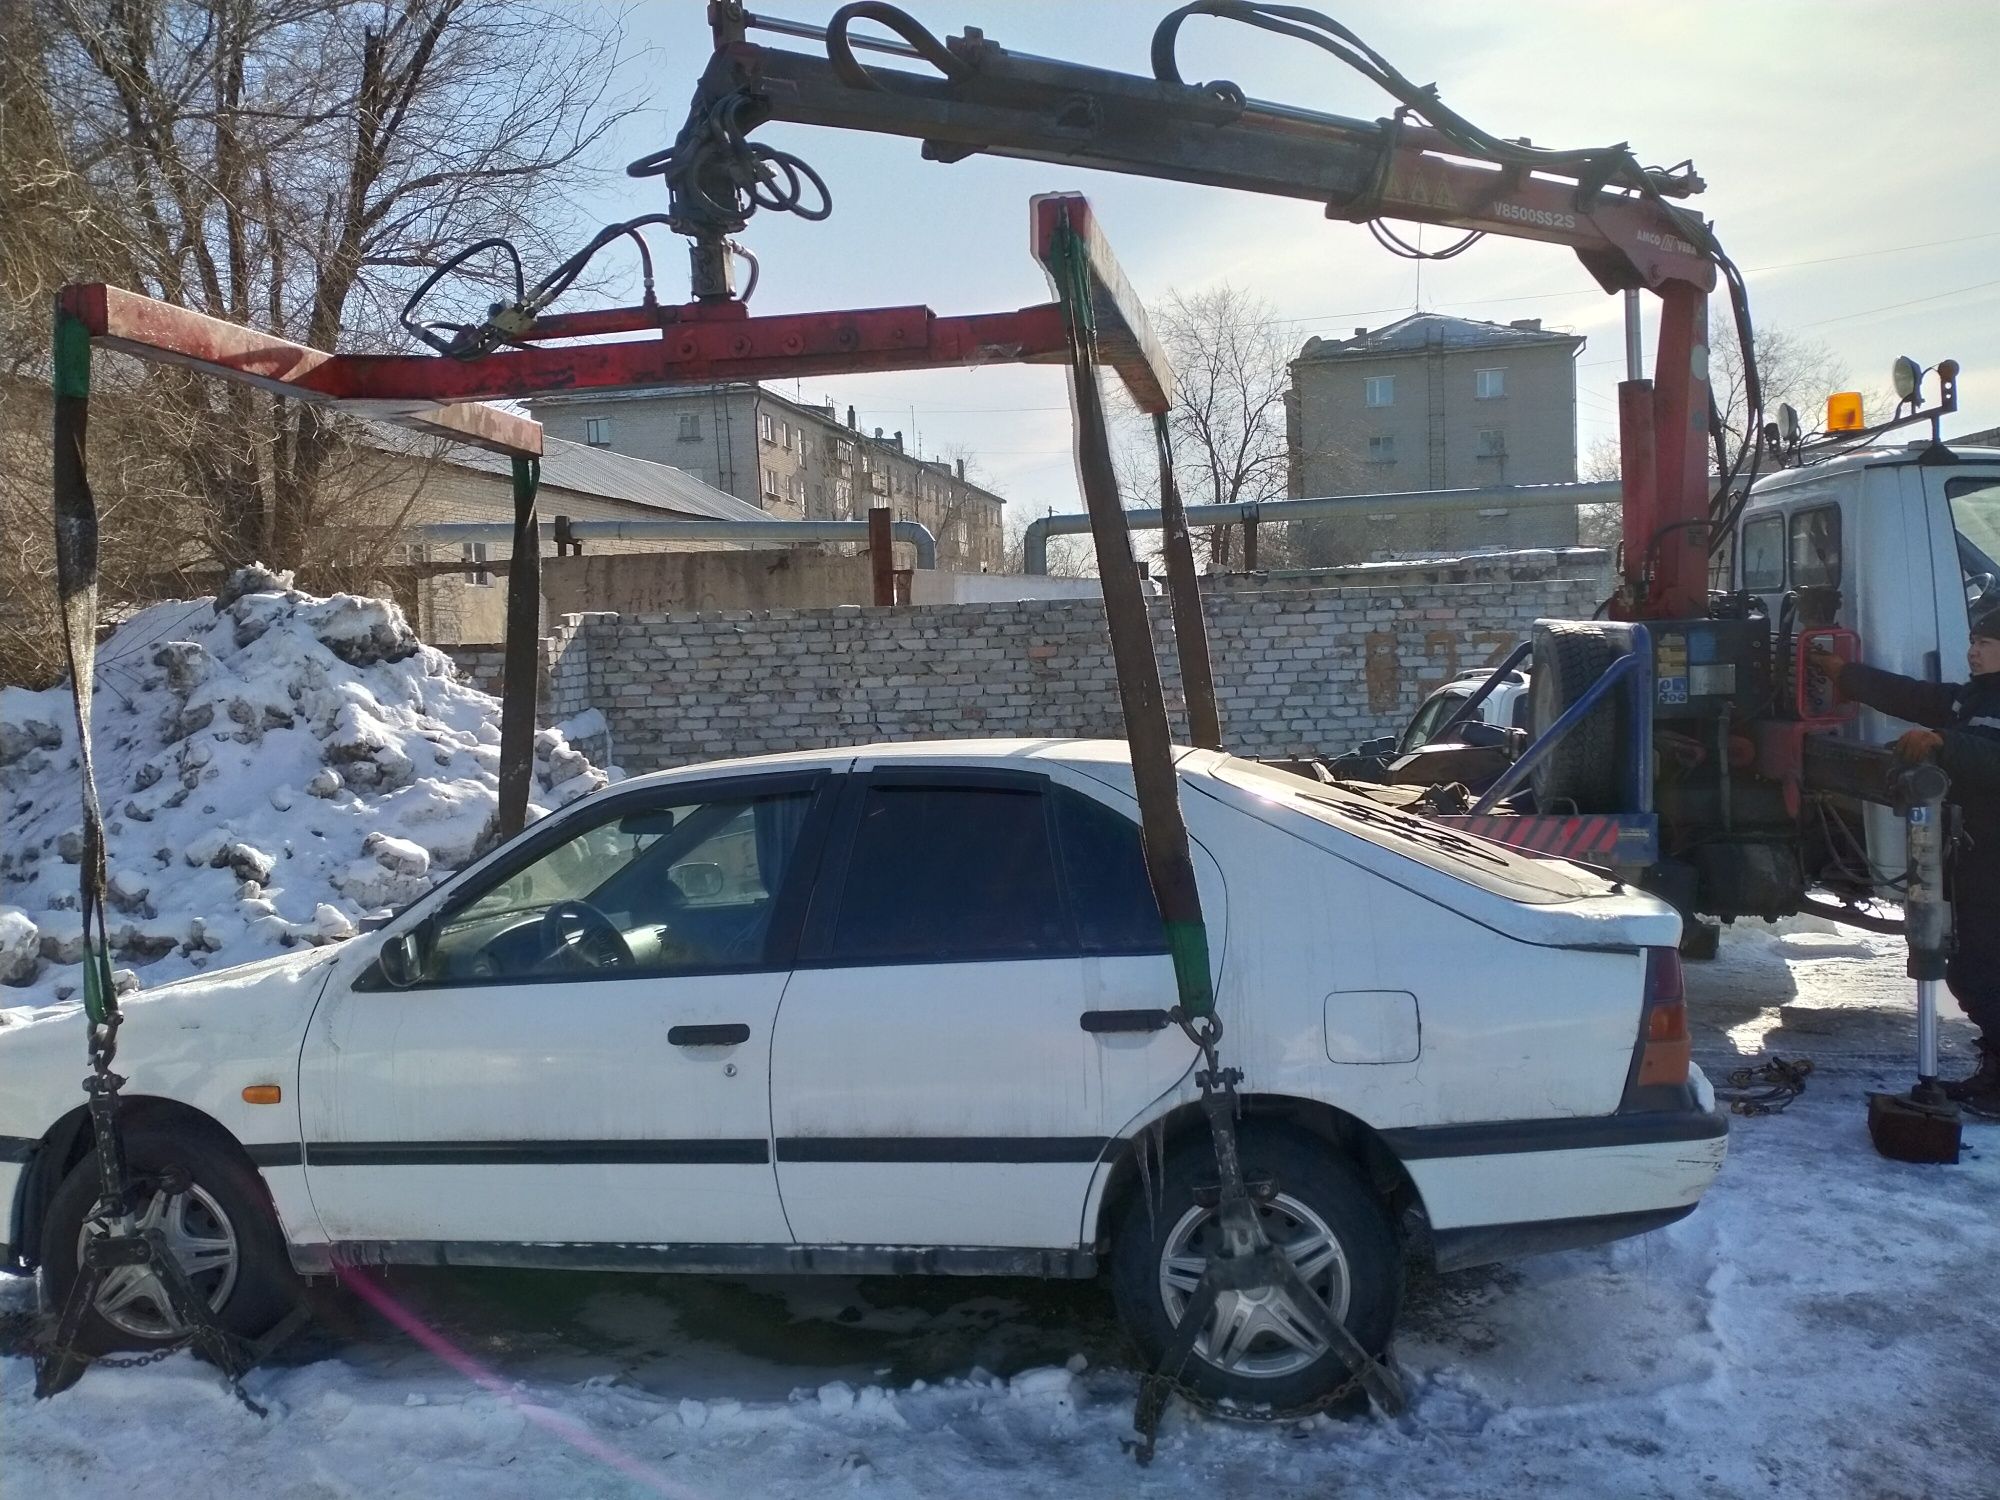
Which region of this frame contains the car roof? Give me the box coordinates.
[615,737,1193,790]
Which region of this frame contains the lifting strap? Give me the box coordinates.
[1040,217,1405,1458]
[1040,214,1213,1019]
[34,305,290,1408]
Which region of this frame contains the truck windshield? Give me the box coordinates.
[1948,475,2000,603]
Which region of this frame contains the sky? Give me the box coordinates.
[568,1,2000,530]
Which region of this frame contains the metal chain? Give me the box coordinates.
[1714,1055,1814,1115]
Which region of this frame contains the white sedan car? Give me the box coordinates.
[0,739,1725,1407]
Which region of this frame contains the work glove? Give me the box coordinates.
[1892,728,1944,762]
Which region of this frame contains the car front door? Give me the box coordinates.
[769,765,1201,1250]
[297,771,834,1250]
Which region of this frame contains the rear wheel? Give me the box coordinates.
[1108,1127,1401,1410]
[40,1124,300,1353]
[1529,619,1628,812]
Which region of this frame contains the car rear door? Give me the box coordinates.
[297,771,835,1250]
[769,765,1200,1249]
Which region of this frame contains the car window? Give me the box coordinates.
[1053,786,1166,954]
[1788,505,1841,588]
[1401,691,1464,752]
[1740,514,1785,590]
[1510,690,1532,730]
[425,789,813,983]
[828,784,1070,963]
[1947,475,2000,604]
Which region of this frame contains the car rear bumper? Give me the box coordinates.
[1383,1079,1728,1268]
[1430,1203,1697,1272]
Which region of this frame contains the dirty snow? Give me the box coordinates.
[3,919,1994,1498]
[0,571,608,1009]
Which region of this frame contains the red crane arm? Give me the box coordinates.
[659,2,1727,616]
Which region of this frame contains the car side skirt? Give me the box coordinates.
[289,1240,1099,1280]
[1431,1204,1697,1273]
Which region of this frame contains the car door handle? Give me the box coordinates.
[668,1023,751,1047]
[1080,1009,1173,1034]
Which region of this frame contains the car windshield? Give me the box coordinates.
[1948,474,2000,603]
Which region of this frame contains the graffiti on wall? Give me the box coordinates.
[1369,627,1522,715]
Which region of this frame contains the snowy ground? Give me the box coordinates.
[3,918,1993,1499]
[0,572,607,1009]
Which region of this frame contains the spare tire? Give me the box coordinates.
[1529,619,1628,813]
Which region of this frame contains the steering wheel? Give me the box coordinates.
[1967,572,1995,606]
[537,900,635,972]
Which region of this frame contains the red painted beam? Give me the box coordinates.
[57,283,543,456]
[1646,281,1713,618]
[512,299,750,343]
[306,304,1074,405]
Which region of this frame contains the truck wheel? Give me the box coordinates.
[40,1124,301,1353]
[1108,1127,1401,1411]
[1529,620,1627,812]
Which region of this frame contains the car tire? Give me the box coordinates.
[1529,619,1628,813]
[40,1123,301,1354]
[1108,1126,1401,1411]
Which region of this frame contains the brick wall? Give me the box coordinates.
[498,577,1599,774]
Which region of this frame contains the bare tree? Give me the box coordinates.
[23,0,633,571]
[1572,324,1877,565]
[1150,285,1294,570]
[1710,322,1882,473]
[1576,435,1623,547]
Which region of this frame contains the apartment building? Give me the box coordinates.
[528,383,1006,573]
[1286,313,1586,561]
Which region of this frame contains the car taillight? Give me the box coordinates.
[1636,947,1691,1088]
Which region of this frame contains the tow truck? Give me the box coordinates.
[34,0,1977,1437]
[644,2,1985,953]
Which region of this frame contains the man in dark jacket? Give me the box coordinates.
[1813,598,2000,1113]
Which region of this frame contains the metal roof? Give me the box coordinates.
[363,425,771,523]
[1297,312,1584,361]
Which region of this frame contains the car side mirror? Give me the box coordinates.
[670,861,726,900]
[376,922,431,989]
[1457,721,1509,749]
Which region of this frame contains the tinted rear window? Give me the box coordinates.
[1054,786,1165,954]
[829,785,1069,962]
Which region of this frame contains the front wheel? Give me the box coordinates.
[1108,1127,1402,1410]
[40,1124,301,1353]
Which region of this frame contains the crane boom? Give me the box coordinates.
[658,1,1746,617]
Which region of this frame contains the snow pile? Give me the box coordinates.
[0,570,610,1008]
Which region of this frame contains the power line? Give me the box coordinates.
[1798,277,2000,329]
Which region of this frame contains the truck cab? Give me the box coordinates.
[1722,441,2000,889]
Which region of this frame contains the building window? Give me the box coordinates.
[1475,368,1506,400]
[759,413,776,444]
[781,422,794,451]
[461,542,491,587]
[583,417,612,448]
[762,466,780,498]
[677,413,701,441]
[1476,428,1506,457]
[1367,434,1397,463]
[1364,375,1394,408]
[789,473,806,504]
